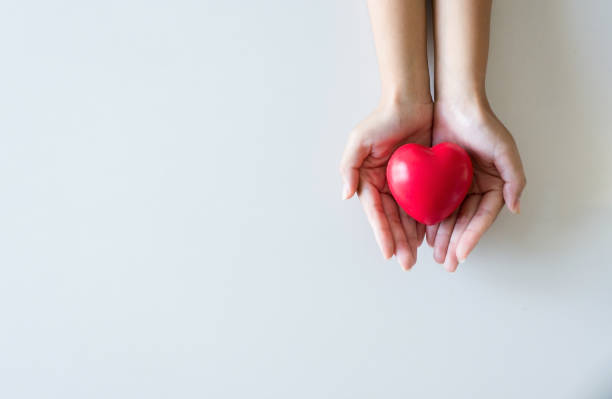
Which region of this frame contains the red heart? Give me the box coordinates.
[386,142,473,225]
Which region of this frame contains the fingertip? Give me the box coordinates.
[342,183,354,200]
[456,242,472,264]
[445,263,457,273]
[376,240,393,260]
[444,253,458,272]
[503,184,523,214]
[341,167,360,200]
[406,253,416,270]
[507,199,521,214]
[397,249,415,271]
[402,262,414,271]
[433,247,445,264]
[381,241,394,260]
[425,225,437,248]
[416,224,426,246]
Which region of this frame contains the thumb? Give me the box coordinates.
[494,140,526,213]
[339,133,370,200]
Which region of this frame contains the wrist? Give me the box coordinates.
[434,94,495,131]
[434,71,489,106]
[379,61,433,107]
[435,84,490,114]
[380,81,432,108]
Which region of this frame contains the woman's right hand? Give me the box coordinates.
[340,99,433,270]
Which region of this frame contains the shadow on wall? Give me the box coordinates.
[452,0,611,275]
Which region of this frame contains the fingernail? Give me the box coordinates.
[458,256,466,264]
[342,183,350,200]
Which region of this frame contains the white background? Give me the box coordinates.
[1,1,611,398]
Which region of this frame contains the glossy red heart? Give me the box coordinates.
[386,142,473,225]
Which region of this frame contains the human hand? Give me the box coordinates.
[427,99,526,271]
[340,100,433,270]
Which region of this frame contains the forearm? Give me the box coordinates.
[367,0,431,105]
[433,0,492,104]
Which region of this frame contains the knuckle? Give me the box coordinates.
[456,214,471,226]
[474,207,494,221]
[499,139,519,158]
[348,128,361,142]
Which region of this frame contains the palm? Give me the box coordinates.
[360,127,431,195]
[433,118,504,200]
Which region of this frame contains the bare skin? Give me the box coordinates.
[429,0,526,271]
[341,0,526,271]
[340,0,431,270]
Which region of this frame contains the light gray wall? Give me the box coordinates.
[0,1,611,398]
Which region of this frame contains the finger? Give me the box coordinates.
[358,183,394,259]
[383,196,414,270]
[456,190,504,262]
[494,140,526,214]
[416,222,426,247]
[398,208,418,269]
[433,211,458,265]
[443,195,480,272]
[340,134,370,200]
[426,223,440,248]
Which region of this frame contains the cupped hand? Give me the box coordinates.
[427,99,526,272]
[340,101,433,270]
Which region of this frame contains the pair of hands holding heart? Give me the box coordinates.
[340,99,526,271]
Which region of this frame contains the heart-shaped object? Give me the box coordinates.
[386,142,473,225]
